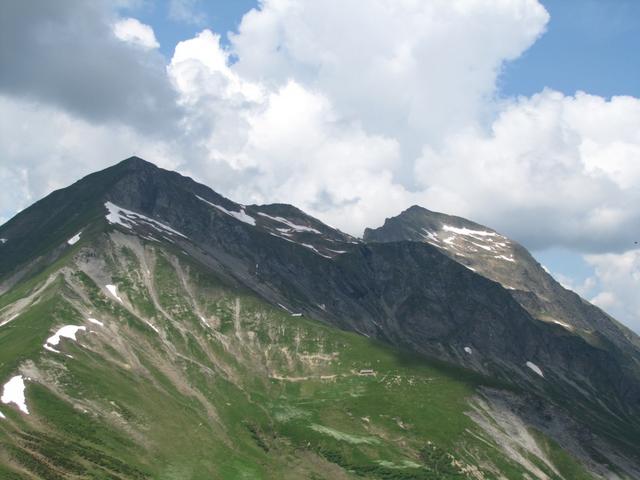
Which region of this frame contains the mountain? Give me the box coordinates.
[364,205,640,356]
[0,157,639,479]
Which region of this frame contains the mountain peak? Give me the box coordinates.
[364,202,640,357]
[117,155,155,169]
[0,156,358,283]
[404,204,429,213]
[364,204,493,245]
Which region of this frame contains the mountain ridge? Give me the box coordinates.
[1,156,640,478]
[364,204,640,354]
[3,158,640,401]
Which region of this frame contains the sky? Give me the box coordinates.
[0,0,639,332]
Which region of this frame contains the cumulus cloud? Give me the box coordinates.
[165,29,411,227]
[416,90,640,252]
[160,0,552,231]
[0,95,181,222]
[582,250,640,332]
[231,0,549,154]
[113,17,160,49]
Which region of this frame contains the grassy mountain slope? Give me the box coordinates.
[0,229,598,480]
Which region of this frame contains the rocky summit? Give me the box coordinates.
[0,157,639,479]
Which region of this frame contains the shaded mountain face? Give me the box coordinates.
[364,206,640,350]
[1,157,640,478]
[364,206,640,371]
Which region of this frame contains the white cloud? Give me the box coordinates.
[415,90,640,252]
[166,30,410,227]
[160,0,552,234]
[169,30,263,106]
[0,94,180,221]
[235,80,408,227]
[583,250,640,332]
[113,17,160,49]
[231,0,549,150]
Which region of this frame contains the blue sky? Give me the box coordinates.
[501,0,640,99]
[123,0,258,54]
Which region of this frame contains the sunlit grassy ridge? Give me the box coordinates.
[0,232,595,479]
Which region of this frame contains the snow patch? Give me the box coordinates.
[196,195,255,226]
[549,319,574,331]
[88,318,104,327]
[0,410,5,419]
[105,201,187,238]
[46,325,86,347]
[464,346,473,354]
[470,241,493,252]
[257,211,321,233]
[44,343,61,354]
[105,284,123,303]
[0,238,8,244]
[268,232,335,259]
[443,236,458,247]
[277,303,292,314]
[438,225,517,260]
[442,225,501,237]
[269,231,295,243]
[301,243,332,258]
[67,232,81,245]
[1,375,29,414]
[526,361,544,377]
[421,230,441,243]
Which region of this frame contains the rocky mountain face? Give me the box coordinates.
[1,157,639,479]
[364,207,640,404]
[364,206,640,354]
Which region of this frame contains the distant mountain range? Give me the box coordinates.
[0,156,638,479]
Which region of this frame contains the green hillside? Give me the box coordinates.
[0,230,596,479]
